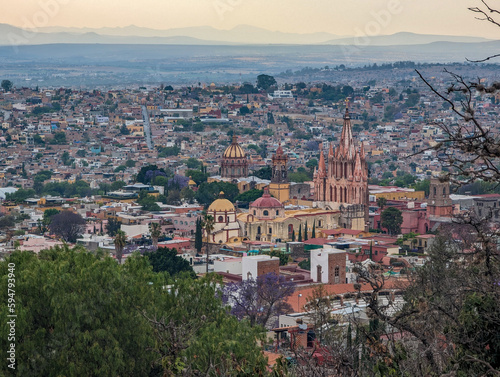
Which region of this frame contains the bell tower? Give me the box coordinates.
[269,143,290,203]
[427,178,453,217]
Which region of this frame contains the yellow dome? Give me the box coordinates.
[208,198,235,212]
[223,135,246,159]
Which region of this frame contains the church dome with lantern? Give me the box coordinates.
[208,191,236,213]
[249,187,284,220]
[221,135,249,179]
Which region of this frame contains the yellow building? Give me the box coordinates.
[370,186,425,201]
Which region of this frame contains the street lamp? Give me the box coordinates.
[298,293,302,312]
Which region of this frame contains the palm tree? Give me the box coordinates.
[114,230,127,264]
[202,214,215,274]
[149,222,161,249]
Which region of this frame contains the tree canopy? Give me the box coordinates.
[381,207,403,235]
[0,246,269,376]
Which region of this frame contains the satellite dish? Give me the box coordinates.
[298,324,307,330]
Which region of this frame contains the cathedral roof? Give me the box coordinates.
[223,135,246,159]
[250,187,283,209]
[318,151,326,177]
[336,108,356,159]
[208,191,236,212]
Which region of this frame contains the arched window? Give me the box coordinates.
[434,187,437,196]
[334,187,337,202]
[276,210,279,216]
[288,224,293,234]
[442,187,446,196]
[257,226,261,234]
[263,210,269,216]
[218,216,223,223]
[269,227,272,234]
[253,210,256,215]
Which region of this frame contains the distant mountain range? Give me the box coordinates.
[325,32,491,46]
[0,23,493,46]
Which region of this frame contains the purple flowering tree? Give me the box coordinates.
[167,175,189,190]
[222,272,295,329]
[145,170,167,184]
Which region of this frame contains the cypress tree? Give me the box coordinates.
[298,224,302,242]
[194,217,203,254]
[291,230,295,242]
[311,221,316,239]
[304,221,308,241]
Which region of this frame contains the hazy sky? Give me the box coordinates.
[1,0,498,38]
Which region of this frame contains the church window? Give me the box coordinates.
[288,224,293,233]
[257,226,261,234]
[263,210,269,216]
[253,210,256,215]
[276,210,279,216]
[269,227,272,234]
[433,187,437,196]
[443,187,446,196]
[218,216,224,223]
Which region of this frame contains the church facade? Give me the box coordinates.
[313,108,369,230]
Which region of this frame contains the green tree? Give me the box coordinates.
[185,169,209,185]
[185,157,202,170]
[105,218,121,237]
[253,166,272,180]
[61,151,72,166]
[256,74,277,90]
[376,197,387,209]
[202,214,215,274]
[195,182,239,207]
[149,222,161,249]
[42,208,60,226]
[381,207,403,235]
[414,179,431,196]
[111,181,126,191]
[144,247,194,277]
[1,79,13,92]
[194,217,203,254]
[0,246,159,376]
[304,220,308,241]
[51,131,67,145]
[235,189,263,203]
[298,224,302,242]
[311,221,316,239]
[114,230,127,264]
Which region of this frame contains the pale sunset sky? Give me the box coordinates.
[0,0,497,38]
